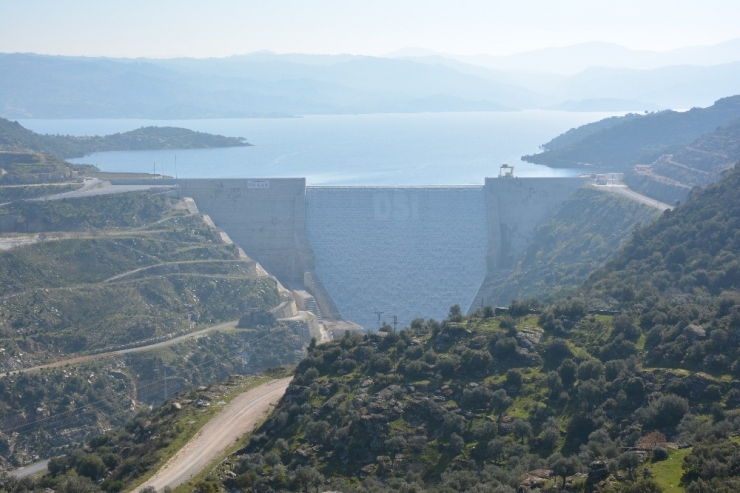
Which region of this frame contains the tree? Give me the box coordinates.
[546,371,563,398]
[512,419,532,444]
[619,451,642,480]
[553,456,576,488]
[292,466,324,493]
[449,432,465,454]
[77,453,107,480]
[558,359,578,388]
[448,305,463,322]
[491,389,513,419]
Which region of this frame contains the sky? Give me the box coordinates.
[1,0,740,58]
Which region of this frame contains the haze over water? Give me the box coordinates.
[20,111,621,186]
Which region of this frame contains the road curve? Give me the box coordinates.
[134,377,292,492]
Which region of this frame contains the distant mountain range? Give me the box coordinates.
[1,39,740,118]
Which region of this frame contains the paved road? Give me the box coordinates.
[32,179,177,201]
[134,377,292,492]
[592,184,673,211]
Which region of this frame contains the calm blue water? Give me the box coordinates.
[19,111,620,185]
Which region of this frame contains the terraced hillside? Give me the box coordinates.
[625,120,740,204]
[0,190,311,471]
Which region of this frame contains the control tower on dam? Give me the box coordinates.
[166,176,585,330]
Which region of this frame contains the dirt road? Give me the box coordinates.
[2,320,239,377]
[134,377,292,492]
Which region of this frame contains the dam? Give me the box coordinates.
[125,175,584,329]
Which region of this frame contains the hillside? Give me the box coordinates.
[203,163,740,493]
[624,120,740,204]
[522,96,740,171]
[138,166,740,492]
[482,186,661,307]
[0,150,82,185]
[0,190,313,470]
[0,117,250,159]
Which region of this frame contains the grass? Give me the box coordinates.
[642,447,691,493]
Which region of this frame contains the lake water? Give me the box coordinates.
[19,111,620,185]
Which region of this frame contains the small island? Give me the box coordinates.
[0,118,251,159]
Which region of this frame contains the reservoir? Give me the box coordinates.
[19,110,621,185]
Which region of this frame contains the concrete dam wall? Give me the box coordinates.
[169,177,584,330]
[306,187,488,329]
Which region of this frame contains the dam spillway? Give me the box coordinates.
[123,176,585,330]
[306,186,488,329]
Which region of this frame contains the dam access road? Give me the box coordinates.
[134,377,292,492]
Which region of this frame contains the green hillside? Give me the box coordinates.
[482,186,661,307]
[202,164,740,492]
[523,96,740,171]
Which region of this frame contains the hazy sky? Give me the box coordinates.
[2,0,740,58]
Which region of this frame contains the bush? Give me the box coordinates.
[652,447,669,462]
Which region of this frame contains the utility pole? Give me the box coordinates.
[153,161,156,177]
[374,311,383,330]
[391,315,398,331]
[162,364,168,400]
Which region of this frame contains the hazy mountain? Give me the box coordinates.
[3,41,740,119]
[547,98,663,112]
[556,62,740,109]
[404,39,740,75]
[0,53,536,118]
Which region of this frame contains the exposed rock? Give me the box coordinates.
[683,324,706,340]
[519,469,552,489]
[587,460,609,484]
